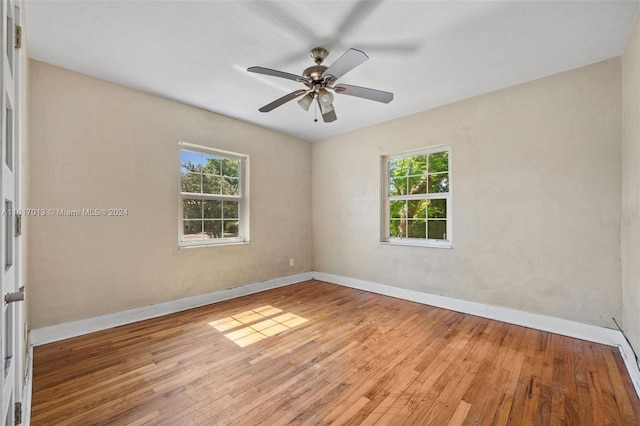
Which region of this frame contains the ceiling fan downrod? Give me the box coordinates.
[310,47,329,64]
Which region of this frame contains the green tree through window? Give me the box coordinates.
[386,149,450,243]
[180,146,247,245]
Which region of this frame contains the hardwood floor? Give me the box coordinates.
[31,280,640,425]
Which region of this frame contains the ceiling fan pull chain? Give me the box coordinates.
[314,100,318,123]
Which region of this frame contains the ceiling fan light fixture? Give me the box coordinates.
[318,89,334,114]
[297,92,314,111]
[248,47,393,122]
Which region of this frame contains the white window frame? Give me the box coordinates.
[381,145,452,248]
[178,141,250,247]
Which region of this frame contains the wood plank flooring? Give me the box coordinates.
[31,280,640,425]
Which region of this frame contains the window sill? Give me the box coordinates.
[179,240,250,249]
[381,239,452,249]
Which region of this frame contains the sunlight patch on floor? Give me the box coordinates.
[208,305,309,347]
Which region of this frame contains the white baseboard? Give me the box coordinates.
[30,272,313,346]
[617,338,640,400]
[313,272,640,398]
[27,270,640,400]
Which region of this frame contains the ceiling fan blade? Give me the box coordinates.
[322,48,368,81]
[248,66,308,82]
[258,89,307,112]
[317,98,337,122]
[334,84,393,103]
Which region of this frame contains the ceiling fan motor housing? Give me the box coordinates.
[303,65,329,83]
[304,47,332,83]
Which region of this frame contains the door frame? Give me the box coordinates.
[1,0,25,424]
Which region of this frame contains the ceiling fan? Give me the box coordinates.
[247,47,393,123]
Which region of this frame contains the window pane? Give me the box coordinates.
[181,173,202,193]
[222,177,240,196]
[407,174,427,195]
[183,220,203,241]
[183,199,202,219]
[428,173,449,193]
[389,200,405,219]
[408,220,426,238]
[428,220,447,240]
[408,200,426,219]
[223,220,239,237]
[428,151,448,173]
[223,201,239,219]
[389,177,407,196]
[181,150,202,173]
[390,219,406,238]
[204,220,222,239]
[427,199,447,218]
[388,158,405,177]
[221,158,240,178]
[203,200,222,219]
[203,175,221,195]
[203,155,221,175]
[407,155,427,176]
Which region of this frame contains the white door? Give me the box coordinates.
[1,0,23,424]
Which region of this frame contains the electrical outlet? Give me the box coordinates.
[289,258,295,267]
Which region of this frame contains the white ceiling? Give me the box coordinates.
[25,1,640,142]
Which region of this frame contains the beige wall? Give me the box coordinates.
[28,54,627,332]
[313,59,622,328]
[622,13,640,356]
[28,60,312,329]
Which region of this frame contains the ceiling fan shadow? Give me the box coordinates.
[354,42,421,55]
[244,0,415,67]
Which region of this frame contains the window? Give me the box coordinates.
[179,143,249,246]
[382,147,451,247]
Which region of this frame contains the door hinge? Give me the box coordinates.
[14,402,22,425]
[15,213,21,237]
[15,25,21,49]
